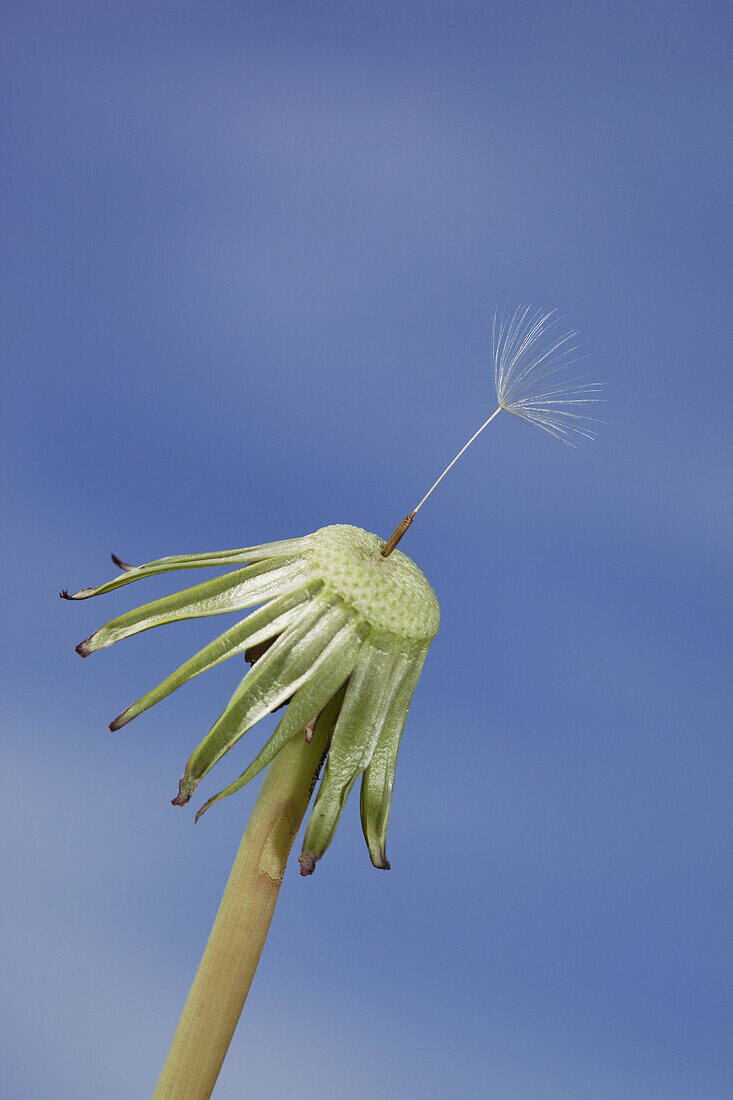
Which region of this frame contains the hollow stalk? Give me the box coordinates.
[152,718,330,1100]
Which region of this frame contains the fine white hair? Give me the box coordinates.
[492,306,603,446]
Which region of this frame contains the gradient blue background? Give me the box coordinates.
[3,2,731,1097]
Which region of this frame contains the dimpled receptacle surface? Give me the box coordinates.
[303,525,440,643]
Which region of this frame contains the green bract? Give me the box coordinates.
[64,525,439,874]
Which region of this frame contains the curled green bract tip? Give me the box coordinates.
[66,525,439,874]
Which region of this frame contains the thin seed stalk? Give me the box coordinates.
[152,720,330,1100]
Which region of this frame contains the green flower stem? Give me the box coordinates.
[152,720,330,1100]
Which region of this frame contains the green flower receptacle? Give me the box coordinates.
[64,524,439,874]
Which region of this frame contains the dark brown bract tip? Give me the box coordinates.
[369,848,391,871]
[61,586,96,600]
[299,855,316,877]
[111,553,134,572]
[75,639,92,658]
[172,775,196,807]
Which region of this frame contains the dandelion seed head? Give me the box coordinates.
[492,306,603,446]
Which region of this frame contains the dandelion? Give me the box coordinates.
[64,526,439,874]
[64,307,600,1099]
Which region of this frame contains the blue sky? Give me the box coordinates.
[3,2,732,1097]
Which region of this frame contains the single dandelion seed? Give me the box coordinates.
[381,305,603,556]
